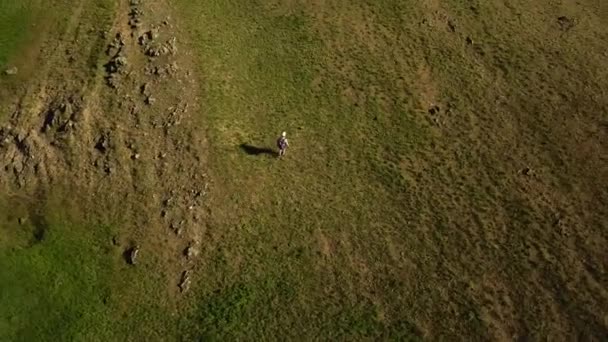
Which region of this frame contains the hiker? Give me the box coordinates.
[277,131,289,157]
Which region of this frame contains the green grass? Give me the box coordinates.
[0,210,118,341]
[175,0,608,339]
[0,0,33,68]
[0,192,182,341]
[173,0,442,339]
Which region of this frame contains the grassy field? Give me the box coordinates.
[0,191,188,341]
[1,0,607,340]
[176,0,608,339]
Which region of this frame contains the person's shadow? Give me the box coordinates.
[239,143,278,157]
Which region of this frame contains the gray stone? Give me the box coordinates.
[448,20,456,33]
[4,67,18,75]
[147,30,159,41]
[115,56,128,66]
[179,270,191,293]
[146,47,160,57]
[140,83,150,95]
[126,246,139,265]
[95,134,109,152]
[145,96,156,105]
[521,167,534,176]
[185,245,200,259]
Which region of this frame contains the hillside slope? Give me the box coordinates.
[0,0,607,340]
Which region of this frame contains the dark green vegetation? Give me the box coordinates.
[0,195,182,341]
[1,0,608,340]
[0,198,118,341]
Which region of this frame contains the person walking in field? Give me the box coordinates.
[277,131,289,157]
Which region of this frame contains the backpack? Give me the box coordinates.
[277,137,287,149]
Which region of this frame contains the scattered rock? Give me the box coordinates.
[170,221,183,235]
[4,67,18,75]
[18,217,26,225]
[41,102,76,133]
[132,153,140,160]
[145,46,161,57]
[129,7,143,17]
[106,74,120,88]
[167,37,177,55]
[179,270,191,293]
[138,30,158,45]
[465,36,474,45]
[58,119,75,133]
[116,32,125,46]
[145,96,156,105]
[167,62,179,75]
[41,110,57,133]
[144,37,177,58]
[112,236,120,246]
[129,19,142,29]
[105,54,128,75]
[106,33,125,55]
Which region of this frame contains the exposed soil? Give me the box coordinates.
[0,0,208,298]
